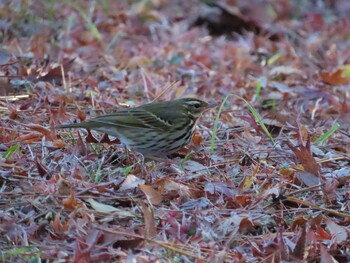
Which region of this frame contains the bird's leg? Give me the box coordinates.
[124,144,130,163]
[137,152,147,179]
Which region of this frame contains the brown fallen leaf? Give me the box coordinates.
[320,68,350,85]
[290,225,306,261]
[156,178,195,199]
[50,212,71,234]
[139,202,157,238]
[18,133,43,144]
[85,130,99,143]
[139,184,163,205]
[62,191,86,211]
[287,138,322,177]
[26,124,56,141]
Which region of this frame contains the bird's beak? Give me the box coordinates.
[207,102,218,108]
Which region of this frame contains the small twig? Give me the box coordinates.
[152,80,180,102]
[286,196,350,218]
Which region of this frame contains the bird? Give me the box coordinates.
[56,98,213,156]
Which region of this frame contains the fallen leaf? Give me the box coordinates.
[320,68,350,85]
[139,184,163,205]
[87,198,134,218]
[287,139,322,177]
[325,218,348,243]
[157,178,194,198]
[62,191,85,211]
[139,202,157,238]
[204,182,237,198]
[50,212,70,233]
[295,171,320,187]
[291,226,306,261]
[26,124,56,141]
[119,174,145,191]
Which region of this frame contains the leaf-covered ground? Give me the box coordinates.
[1,0,350,262]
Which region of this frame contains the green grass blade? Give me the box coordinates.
[267,53,282,66]
[3,143,20,159]
[180,151,194,170]
[210,94,233,154]
[210,94,275,154]
[239,96,275,144]
[314,123,340,144]
[255,79,262,100]
[68,2,103,42]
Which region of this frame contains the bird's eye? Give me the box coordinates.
[193,103,201,108]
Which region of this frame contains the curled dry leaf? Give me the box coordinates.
[75,132,88,156]
[287,139,322,177]
[156,178,195,199]
[35,157,50,177]
[291,225,306,261]
[51,212,71,234]
[191,130,204,145]
[87,198,134,218]
[139,184,163,205]
[85,130,99,143]
[320,68,350,85]
[239,217,255,234]
[76,108,86,122]
[119,174,145,191]
[139,202,157,238]
[62,191,86,211]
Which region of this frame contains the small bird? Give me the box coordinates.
[56,98,212,156]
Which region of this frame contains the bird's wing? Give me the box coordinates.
[88,109,173,130]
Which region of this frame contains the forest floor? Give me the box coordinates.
[0,0,350,262]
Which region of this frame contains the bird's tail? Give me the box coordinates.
[55,122,87,129]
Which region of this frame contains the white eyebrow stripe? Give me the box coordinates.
[186,101,200,106]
